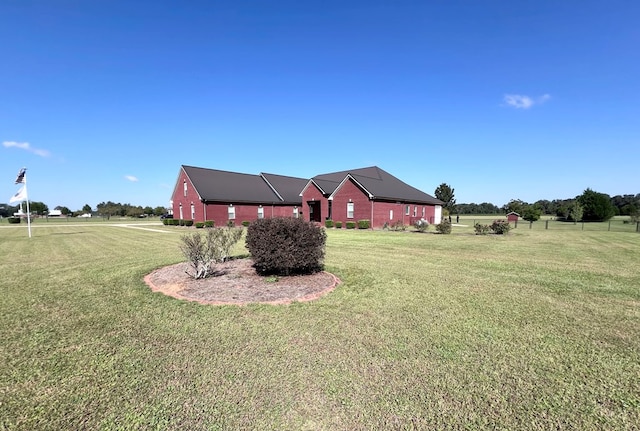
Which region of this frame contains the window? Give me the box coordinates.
[347,202,354,219]
[293,207,299,218]
[257,206,264,219]
[228,205,235,220]
[422,207,425,217]
[179,204,183,220]
[405,205,410,215]
[183,181,187,197]
[414,206,417,217]
[190,203,195,220]
[389,209,393,220]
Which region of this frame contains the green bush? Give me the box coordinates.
[335,221,342,229]
[184,220,194,227]
[241,221,250,227]
[491,219,511,235]
[325,220,334,228]
[246,217,326,276]
[195,222,205,228]
[474,223,490,235]
[227,220,235,227]
[7,217,20,224]
[357,219,370,229]
[346,221,356,229]
[179,219,185,226]
[204,220,214,228]
[435,218,452,234]
[170,219,180,226]
[414,219,429,232]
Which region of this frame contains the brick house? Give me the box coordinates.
[300,166,443,228]
[171,165,308,224]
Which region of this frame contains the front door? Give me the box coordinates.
[308,201,321,222]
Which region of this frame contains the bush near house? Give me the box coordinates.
[436,219,452,234]
[195,222,205,228]
[346,221,356,229]
[242,221,250,227]
[414,219,429,232]
[204,220,214,228]
[390,220,407,231]
[335,221,343,229]
[180,227,244,279]
[325,220,334,228]
[357,219,370,229]
[7,217,20,224]
[246,217,326,276]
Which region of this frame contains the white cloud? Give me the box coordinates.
[125,175,139,182]
[503,94,551,109]
[2,141,51,157]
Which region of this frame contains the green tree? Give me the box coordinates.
[55,205,71,215]
[522,204,542,222]
[503,199,526,215]
[568,201,584,223]
[143,206,154,216]
[82,204,92,214]
[29,201,49,215]
[434,183,456,213]
[153,206,166,216]
[577,188,616,221]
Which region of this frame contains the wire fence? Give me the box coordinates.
[461,217,640,233]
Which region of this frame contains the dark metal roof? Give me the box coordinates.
[261,173,309,204]
[182,165,303,204]
[313,166,444,205]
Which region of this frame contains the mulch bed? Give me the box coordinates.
[144,258,340,306]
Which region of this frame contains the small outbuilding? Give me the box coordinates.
[506,212,520,223]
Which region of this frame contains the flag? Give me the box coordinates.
[15,168,26,184]
[9,185,27,204]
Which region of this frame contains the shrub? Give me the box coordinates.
[226,220,235,227]
[325,220,334,228]
[491,219,511,235]
[346,221,356,229]
[474,223,490,235]
[246,217,326,276]
[335,221,342,229]
[179,219,185,226]
[7,217,20,224]
[204,220,214,228]
[390,220,407,231]
[184,219,194,227]
[357,219,370,229]
[180,227,244,279]
[195,222,205,228]
[414,219,429,232]
[170,219,180,226]
[435,218,452,234]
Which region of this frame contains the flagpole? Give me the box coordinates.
[24,172,31,238]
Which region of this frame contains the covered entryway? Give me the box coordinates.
[308,201,321,222]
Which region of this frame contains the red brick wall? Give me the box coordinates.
[331,179,372,224]
[301,184,328,222]
[171,170,206,221]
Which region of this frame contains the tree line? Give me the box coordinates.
[0,201,168,218]
[434,183,639,222]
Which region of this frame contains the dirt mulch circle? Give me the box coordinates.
[144,258,340,306]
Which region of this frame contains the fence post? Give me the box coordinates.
[608,220,611,231]
[545,220,549,230]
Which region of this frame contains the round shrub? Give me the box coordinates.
[414,219,429,232]
[491,219,511,235]
[325,220,334,228]
[241,221,250,227]
[204,220,215,228]
[474,223,490,235]
[7,217,21,224]
[195,222,205,228]
[357,219,370,229]
[435,218,452,234]
[346,221,356,229]
[246,217,326,276]
[335,221,343,229]
[183,219,194,227]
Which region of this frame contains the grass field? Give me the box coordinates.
[1,222,638,430]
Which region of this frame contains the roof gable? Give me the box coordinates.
[261,173,309,204]
[314,166,444,205]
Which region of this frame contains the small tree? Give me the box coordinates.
[180,227,243,279]
[577,188,616,221]
[435,183,456,214]
[435,218,452,234]
[522,205,542,222]
[82,204,92,214]
[568,201,584,223]
[414,219,429,232]
[491,219,511,234]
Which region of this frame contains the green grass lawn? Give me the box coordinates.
[1,223,638,430]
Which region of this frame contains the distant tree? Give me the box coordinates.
[55,205,72,215]
[82,204,92,214]
[568,201,584,223]
[522,204,542,222]
[0,204,9,218]
[153,206,166,216]
[434,183,456,213]
[503,199,526,215]
[143,206,154,216]
[577,188,616,221]
[630,206,640,223]
[126,206,144,218]
[29,201,49,215]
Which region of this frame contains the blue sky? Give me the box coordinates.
[2,0,638,211]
